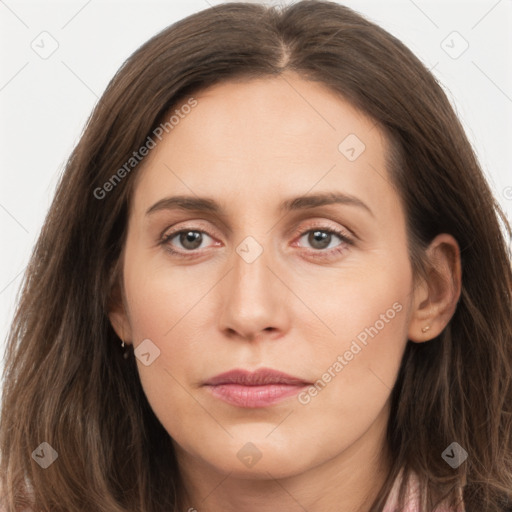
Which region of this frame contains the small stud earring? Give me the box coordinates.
[421,325,431,333]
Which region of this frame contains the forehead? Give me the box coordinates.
[131,71,395,218]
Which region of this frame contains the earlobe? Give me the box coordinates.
[408,233,462,343]
[109,308,132,345]
[107,279,133,345]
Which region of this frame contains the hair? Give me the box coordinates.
[1,1,511,511]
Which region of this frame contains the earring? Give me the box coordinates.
[121,339,129,359]
[421,325,431,333]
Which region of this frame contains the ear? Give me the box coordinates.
[108,273,133,346]
[408,233,462,343]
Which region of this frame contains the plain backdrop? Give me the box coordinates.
[1,0,511,382]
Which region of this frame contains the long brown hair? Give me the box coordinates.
[1,1,511,510]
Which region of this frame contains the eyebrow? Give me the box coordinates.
[146,192,373,217]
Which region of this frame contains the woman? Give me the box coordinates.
[1,1,511,511]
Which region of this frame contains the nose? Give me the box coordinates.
[217,238,290,342]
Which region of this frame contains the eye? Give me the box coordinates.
[293,226,353,259]
[298,229,343,250]
[161,229,217,255]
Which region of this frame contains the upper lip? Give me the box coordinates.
[204,368,310,386]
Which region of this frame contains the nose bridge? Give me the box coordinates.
[231,233,276,308]
[217,231,288,339]
[228,205,275,289]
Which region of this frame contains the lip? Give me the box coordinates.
[203,368,311,408]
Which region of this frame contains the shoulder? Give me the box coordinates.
[382,468,420,512]
[382,469,465,512]
[0,504,33,512]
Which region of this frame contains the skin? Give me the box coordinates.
[110,71,461,512]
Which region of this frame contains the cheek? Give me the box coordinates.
[289,294,409,467]
[293,244,412,417]
[121,264,211,453]
[122,247,208,342]
[294,240,412,355]
[300,291,408,391]
[121,250,217,425]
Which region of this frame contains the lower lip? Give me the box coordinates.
[205,383,308,408]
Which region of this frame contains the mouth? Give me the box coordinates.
[203,368,311,408]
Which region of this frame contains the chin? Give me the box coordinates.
[199,438,315,480]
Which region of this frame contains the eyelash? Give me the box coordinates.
[159,224,354,260]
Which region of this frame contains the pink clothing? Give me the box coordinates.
[383,469,465,512]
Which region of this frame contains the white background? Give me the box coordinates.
[1,0,511,379]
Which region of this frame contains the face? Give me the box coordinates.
[111,71,417,480]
